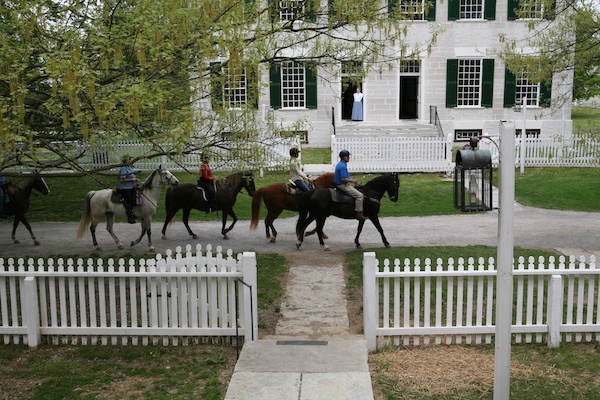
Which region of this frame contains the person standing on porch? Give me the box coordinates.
[351,87,363,121]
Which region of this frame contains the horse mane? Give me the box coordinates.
[221,171,253,188]
[140,168,158,190]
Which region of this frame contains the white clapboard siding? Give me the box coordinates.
[0,244,258,347]
[331,134,454,173]
[363,253,600,351]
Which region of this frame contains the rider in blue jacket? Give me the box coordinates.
[334,150,367,220]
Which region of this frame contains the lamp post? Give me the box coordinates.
[514,98,527,175]
[494,120,516,400]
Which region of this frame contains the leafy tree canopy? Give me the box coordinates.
[0,0,439,174]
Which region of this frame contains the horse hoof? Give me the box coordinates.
[323,234,329,239]
[321,245,331,251]
[385,244,391,248]
[296,241,302,250]
[223,234,229,240]
[13,240,20,244]
[149,246,155,252]
[269,237,276,243]
[130,241,135,247]
[192,234,198,240]
[356,244,362,249]
[34,241,41,246]
[118,244,123,250]
[162,235,167,240]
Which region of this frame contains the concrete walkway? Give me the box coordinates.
[224,258,374,400]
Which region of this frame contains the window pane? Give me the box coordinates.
[516,72,540,106]
[280,0,305,21]
[281,61,306,108]
[223,66,247,108]
[460,0,483,19]
[457,59,481,107]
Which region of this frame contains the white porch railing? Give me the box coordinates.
[331,134,454,173]
[480,136,600,168]
[363,252,600,351]
[0,244,258,347]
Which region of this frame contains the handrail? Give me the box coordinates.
[331,106,336,135]
[430,105,444,138]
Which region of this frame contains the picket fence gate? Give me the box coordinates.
[363,252,600,351]
[0,244,258,347]
[331,134,454,173]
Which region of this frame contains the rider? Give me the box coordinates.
[334,149,368,221]
[289,147,313,192]
[198,154,216,213]
[118,155,139,224]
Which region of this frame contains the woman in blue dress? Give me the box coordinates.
[351,87,363,121]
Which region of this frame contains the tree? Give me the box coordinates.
[498,0,600,106]
[0,0,439,173]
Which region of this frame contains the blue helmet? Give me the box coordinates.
[339,150,350,158]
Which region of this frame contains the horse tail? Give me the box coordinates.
[77,191,93,239]
[250,187,266,230]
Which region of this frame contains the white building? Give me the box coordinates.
[201,0,572,149]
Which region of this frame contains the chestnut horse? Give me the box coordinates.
[250,172,335,243]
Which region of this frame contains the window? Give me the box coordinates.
[400,59,420,73]
[455,129,482,141]
[514,129,540,138]
[448,0,496,20]
[460,0,483,19]
[210,62,258,110]
[270,0,316,22]
[388,0,436,20]
[269,61,318,109]
[446,59,494,108]
[503,68,551,108]
[507,0,554,20]
[222,66,248,108]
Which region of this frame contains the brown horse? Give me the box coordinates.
[162,171,255,240]
[3,176,50,245]
[250,172,335,243]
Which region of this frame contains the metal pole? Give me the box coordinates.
[494,120,515,399]
[520,98,526,175]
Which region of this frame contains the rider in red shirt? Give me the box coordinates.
[198,154,216,213]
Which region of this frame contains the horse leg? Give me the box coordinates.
[315,218,330,251]
[369,216,391,248]
[295,213,314,249]
[181,209,198,239]
[305,223,329,240]
[10,216,23,244]
[161,208,180,240]
[130,218,149,249]
[222,209,237,239]
[104,213,123,250]
[264,209,282,242]
[90,220,100,250]
[133,218,154,251]
[354,220,366,249]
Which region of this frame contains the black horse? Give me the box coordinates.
[3,176,50,245]
[295,173,399,250]
[162,171,256,240]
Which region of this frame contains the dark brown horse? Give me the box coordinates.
[3,176,50,245]
[250,172,335,243]
[162,171,255,240]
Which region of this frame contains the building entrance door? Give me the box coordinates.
[399,76,419,119]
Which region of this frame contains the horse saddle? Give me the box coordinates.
[329,188,354,204]
[284,182,302,196]
[111,189,142,205]
[195,185,217,202]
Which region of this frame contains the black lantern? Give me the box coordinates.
[454,138,493,211]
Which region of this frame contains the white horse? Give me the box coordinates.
[77,165,179,251]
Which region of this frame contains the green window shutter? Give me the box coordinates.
[503,68,516,108]
[388,0,398,13]
[484,0,496,20]
[544,0,556,20]
[507,0,518,20]
[269,63,282,110]
[446,59,458,108]
[247,64,259,109]
[481,59,494,108]
[540,79,552,107]
[210,62,223,111]
[268,0,280,22]
[425,0,436,21]
[305,0,317,22]
[448,0,459,20]
[305,62,318,109]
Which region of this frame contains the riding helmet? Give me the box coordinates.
[289,147,300,157]
[339,149,350,158]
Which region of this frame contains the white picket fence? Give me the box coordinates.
[0,244,258,347]
[331,134,454,173]
[480,136,600,168]
[72,136,300,172]
[363,252,600,351]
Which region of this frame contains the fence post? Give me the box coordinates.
[242,252,258,342]
[363,252,378,352]
[547,275,563,348]
[23,277,41,347]
[446,133,454,174]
